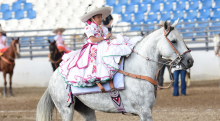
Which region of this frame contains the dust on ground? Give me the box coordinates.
[0,80,220,121]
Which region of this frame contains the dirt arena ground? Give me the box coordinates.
[0,80,220,121]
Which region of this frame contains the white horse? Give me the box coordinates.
[36,19,194,121]
[213,33,220,57]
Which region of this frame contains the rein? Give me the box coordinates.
[49,44,63,69]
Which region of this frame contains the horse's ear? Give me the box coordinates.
[48,40,51,43]
[171,18,179,28]
[164,20,169,30]
[17,37,20,42]
[11,37,14,40]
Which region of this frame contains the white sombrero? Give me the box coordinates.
[53,28,65,34]
[156,20,164,26]
[79,5,112,23]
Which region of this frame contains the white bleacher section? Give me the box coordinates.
[0,0,105,37]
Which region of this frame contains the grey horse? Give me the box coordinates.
[36,19,194,121]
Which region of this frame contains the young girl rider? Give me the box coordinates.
[59,5,142,88]
[53,28,71,53]
[0,25,8,55]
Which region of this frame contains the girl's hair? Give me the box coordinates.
[83,15,98,39]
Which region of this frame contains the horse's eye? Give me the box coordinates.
[171,40,177,44]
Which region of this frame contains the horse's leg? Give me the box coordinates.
[74,98,97,121]
[49,70,75,121]
[51,63,55,71]
[9,71,13,96]
[3,71,7,97]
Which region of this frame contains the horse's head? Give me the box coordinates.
[48,40,58,60]
[158,18,194,69]
[11,37,21,59]
[212,33,220,55]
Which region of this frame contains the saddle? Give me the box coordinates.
[96,57,124,92]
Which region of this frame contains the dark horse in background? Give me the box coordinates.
[48,40,63,71]
[1,38,20,97]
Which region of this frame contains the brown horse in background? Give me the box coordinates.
[48,40,63,71]
[1,38,20,97]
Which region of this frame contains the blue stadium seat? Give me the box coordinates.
[17,0,26,3]
[23,3,33,11]
[183,19,195,27]
[185,9,197,19]
[142,0,152,4]
[176,1,186,10]
[118,0,127,5]
[181,29,193,37]
[0,4,9,12]
[160,11,171,21]
[47,36,54,41]
[112,5,122,14]
[27,10,36,19]
[212,8,220,17]
[150,3,160,12]
[130,22,141,31]
[195,27,207,36]
[215,0,220,8]
[188,0,199,10]
[134,13,144,22]
[163,2,173,11]
[106,0,115,6]
[201,0,212,9]
[12,2,21,11]
[173,10,184,19]
[124,4,135,14]
[211,17,220,26]
[168,0,177,2]
[154,0,164,3]
[14,10,24,20]
[121,14,131,22]
[147,12,157,22]
[199,9,210,18]
[20,37,30,44]
[197,18,209,27]
[33,37,45,47]
[209,26,220,34]
[144,21,155,30]
[130,0,140,4]
[137,4,148,13]
[3,11,11,20]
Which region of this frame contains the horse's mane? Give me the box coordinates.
[134,27,164,49]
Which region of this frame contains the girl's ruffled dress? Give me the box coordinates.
[59,22,142,87]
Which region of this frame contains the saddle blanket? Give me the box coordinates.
[67,58,125,96]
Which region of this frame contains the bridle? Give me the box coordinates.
[128,25,191,88]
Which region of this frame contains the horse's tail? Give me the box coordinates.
[36,88,54,121]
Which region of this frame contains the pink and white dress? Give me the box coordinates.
[0,36,8,53]
[59,22,142,87]
[54,35,71,53]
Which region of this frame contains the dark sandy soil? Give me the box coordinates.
[0,80,220,121]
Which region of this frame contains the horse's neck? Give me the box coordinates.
[3,46,14,59]
[124,29,163,80]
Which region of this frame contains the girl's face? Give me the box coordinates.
[57,30,62,35]
[92,14,102,25]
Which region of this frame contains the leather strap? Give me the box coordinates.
[96,83,105,92]
[0,56,14,65]
[109,79,115,91]
[118,70,157,86]
[50,57,62,69]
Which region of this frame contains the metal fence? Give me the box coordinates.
[6,20,220,60]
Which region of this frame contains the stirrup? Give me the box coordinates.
[96,83,105,92]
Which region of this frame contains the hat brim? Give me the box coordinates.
[156,24,164,26]
[79,7,112,23]
[53,28,65,33]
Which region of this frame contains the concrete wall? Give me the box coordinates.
[0,51,219,87]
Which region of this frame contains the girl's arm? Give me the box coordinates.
[90,36,104,43]
[90,33,112,43]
